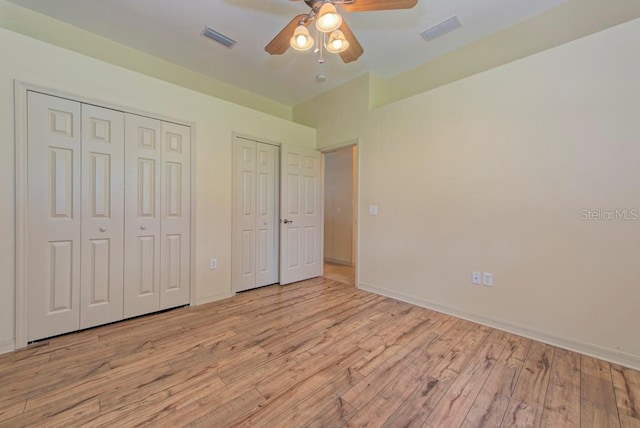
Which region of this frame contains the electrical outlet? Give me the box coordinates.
[483,272,493,287]
[210,258,217,270]
[472,272,482,285]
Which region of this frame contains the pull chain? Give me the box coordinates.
[317,28,325,64]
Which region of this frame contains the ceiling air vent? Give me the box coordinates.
[420,16,462,42]
[202,26,237,49]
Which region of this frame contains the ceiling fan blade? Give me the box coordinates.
[265,14,308,55]
[341,0,418,12]
[338,20,364,63]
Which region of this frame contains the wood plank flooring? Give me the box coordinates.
[1,276,639,427]
[323,261,355,286]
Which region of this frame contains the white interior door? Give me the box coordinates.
[80,104,125,328]
[233,138,257,292]
[279,145,323,285]
[27,92,82,341]
[233,137,279,292]
[256,143,279,287]
[160,122,191,309]
[124,113,162,318]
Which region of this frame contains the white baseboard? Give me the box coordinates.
[324,258,354,267]
[195,292,233,306]
[358,282,640,371]
[0,339,15,355]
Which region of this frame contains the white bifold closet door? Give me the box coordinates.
[124,114,191,318]
[26,93,191,341]
[80,104,125,329]
[233,137,279,292]
[159,121,192,309]
[123,114,162,318]
[27,92,125,340]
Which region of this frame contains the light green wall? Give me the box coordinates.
[294,74,372,144]
[376,0,640,107]
[295,17,640,369]
[0,0,293,120]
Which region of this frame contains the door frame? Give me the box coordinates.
[320,139,360,287]
[14,81,198,349]
[231,133,281,293]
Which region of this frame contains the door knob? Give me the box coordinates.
[99,227,106,232]
[283,219,293,224]
[140,226,147,230]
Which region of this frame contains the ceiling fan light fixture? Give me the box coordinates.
[290,24,314,51]
[326,29,349,53]
[316,3,342,33]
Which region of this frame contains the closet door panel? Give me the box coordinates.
[27,92,82,341]
[160,122,191,309]
[256,143,279,287]
[124,114,162,318]
[80,104,125,328]
[233,138,280,292]
[233,139,257,292]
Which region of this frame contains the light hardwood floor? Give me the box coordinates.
[323,261,355,286]
[1,276,639,427]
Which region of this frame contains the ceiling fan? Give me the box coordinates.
[265,0,418,63]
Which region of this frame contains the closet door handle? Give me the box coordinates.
[99,227,107,232]
[140,226,147,230]
[283,219,293,224]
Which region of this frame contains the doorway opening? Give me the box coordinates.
[322,143,358,286]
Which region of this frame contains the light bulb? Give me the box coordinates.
[331,39,343,50]
[296,34,308,48]
[318,14,338,29]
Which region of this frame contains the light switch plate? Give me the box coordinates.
[210,258,218,270]
[368,205,378,216]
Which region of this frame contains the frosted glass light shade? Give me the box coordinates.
[290,24,314,51]
[326,30,349,53]
[316,3,342,33]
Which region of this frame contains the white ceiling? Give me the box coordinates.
[9,0,565,106]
